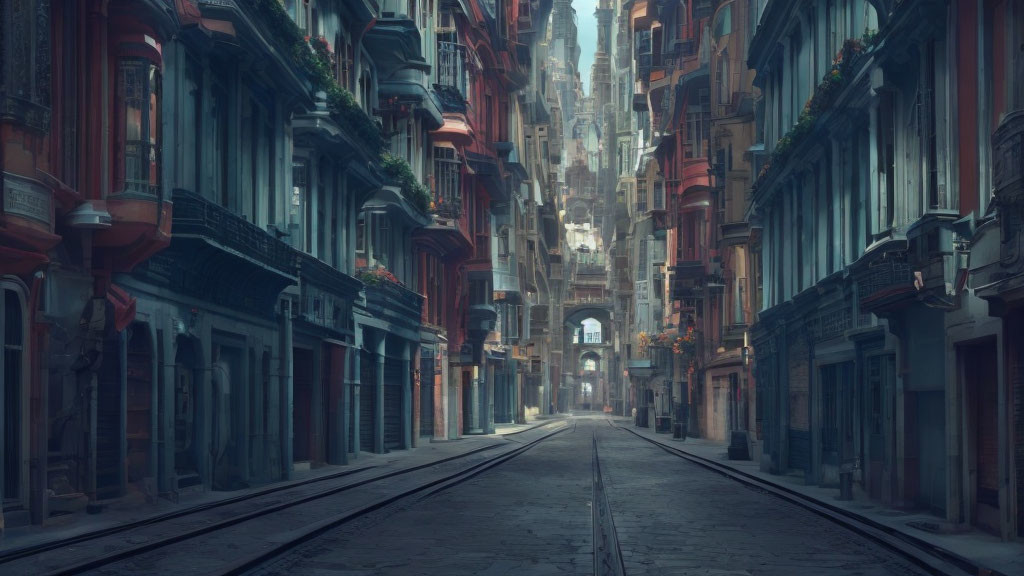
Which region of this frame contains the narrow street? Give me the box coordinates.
[248,416,926,576]
[3,0,1023,574]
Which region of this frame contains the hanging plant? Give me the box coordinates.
[753,34,876,192]
[381,154,432,214]
[249,0,385,157]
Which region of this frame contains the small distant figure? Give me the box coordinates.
[549,402,555,414]
[631,407,637,419]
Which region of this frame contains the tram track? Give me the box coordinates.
[609,420,990,576]
[4,421,569,576]
[223,421,572,576]
[592,431,626,576]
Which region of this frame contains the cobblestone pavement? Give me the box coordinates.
[594,421,928,576]
[252,419,593,576]
[248,416,930,575]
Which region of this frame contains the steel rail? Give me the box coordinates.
[611,420,995,576]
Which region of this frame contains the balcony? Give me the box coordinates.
[361,277,424,336]
[296,252,363,337]
[468,303,498,338]
[364,16,426,78]
[435,41,468,110]
[131,190,297,317]
[627,345,672,378]
[856,257,915,314]
[973,109,1024,310]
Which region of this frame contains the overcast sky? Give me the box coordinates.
[575,0,597,94]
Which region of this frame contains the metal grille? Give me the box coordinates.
[433,146,462,218]
[436,41,467,98]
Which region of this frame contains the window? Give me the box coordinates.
[734,276,747,325]
[212,79,229,207]
[317,161,327,258]
[502,303,520,341]
[638,238,648,276]
[498,228,510,257]
[436,39,467,97]
[183,56,202,192]
[117,58,161,197]
[717,50,730,105]
[583,358,597,371]
[356,215,365,255]
[433,146,461,217]
[264,109,276,226]
[877,90,895,231]
[246,97,259,223]
[686,89,710,158]
[292,160,308,250]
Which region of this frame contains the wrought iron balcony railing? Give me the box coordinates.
[436,41,467,100]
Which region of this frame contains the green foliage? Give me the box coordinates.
[248,0,385,157]
[381,154,432,214]
[754,36,874,189]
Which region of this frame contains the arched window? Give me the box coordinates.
[582,318,602,343]
[583,358,597,371]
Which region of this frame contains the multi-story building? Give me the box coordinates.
[0,0,563,531]
[749,0,1022,538]
[696,0,759,451]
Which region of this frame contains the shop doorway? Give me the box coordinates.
[961,338,1000,535]
[125,324,153,493]
[420,351,435,437]
[174,336,202,489]
[2,286,28,509]
[293,347,315,465]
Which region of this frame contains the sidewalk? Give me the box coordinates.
[0,433,514,555]
[622,420,1024,576]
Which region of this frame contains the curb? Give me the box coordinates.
[617,423,1007,576]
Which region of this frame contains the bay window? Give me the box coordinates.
[117,58,161,197]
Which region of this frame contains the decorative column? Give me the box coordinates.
[470,364,482,434]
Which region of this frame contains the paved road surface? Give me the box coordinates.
[250,416,927,576]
